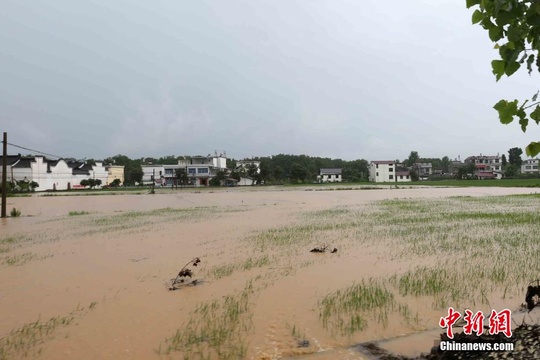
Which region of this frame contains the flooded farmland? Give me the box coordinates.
[1,185,540,359]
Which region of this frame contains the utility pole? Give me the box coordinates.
[2,132,7,218]
[151,169,155,194]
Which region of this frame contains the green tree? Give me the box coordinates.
[467,0,540,156]
[441,156,450,173]
[209,170,227,186]
[105,155,143,185]
[29,181,39,192]
[87,178,96,189]
[405,151,419,167]
[273,165,284,182]
[502,153,508,167]
[111,179,121,187]
[508,147,523,167]
[505,164,519,177]
[466,162,477,175]
[80,179,90,188]
[175,168,189,186]
[290,163,309,182]
[246,163,259,183]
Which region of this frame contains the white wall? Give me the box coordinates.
[369,163,395,182]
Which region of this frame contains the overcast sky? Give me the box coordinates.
[1,0,539,161]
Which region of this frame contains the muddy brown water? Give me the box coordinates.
[1,186,538,359]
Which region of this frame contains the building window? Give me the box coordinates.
[376,164,379,169]
[197,168,209,174]
[389,175,393,180]
[389,168,393,172]
[534,166,538,169]
[376,172,379,176]
[188,168,196,175]
[400,175,403,179]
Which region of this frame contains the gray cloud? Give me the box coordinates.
[1,0,539,161]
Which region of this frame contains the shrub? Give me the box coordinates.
[10,208,21,217]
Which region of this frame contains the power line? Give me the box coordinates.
[1,141,65,159]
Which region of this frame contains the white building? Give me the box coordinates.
[317,168,342,183]
[141,165,166,186]
[235,160,261,186]
[521,158,539,174]
[465,154,503,179]
[369,161,411,183]
[178,153,229,186]
[1,155,109,191]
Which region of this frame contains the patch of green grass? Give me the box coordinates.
[319,279,394,336]
[3,252,53,266]
[0,302,98,360]
[159,280,254,359]
[373,179,540,187]
[68,211,91,216]
[209,263,236,279]
[208,255,271,279]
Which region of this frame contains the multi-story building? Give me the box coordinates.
[369,161,410,182]
[413,162,433,179]
[465,154,503,179]
[521,158,539,174]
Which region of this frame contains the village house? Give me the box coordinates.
[465,154,503,179]
[317,168,342,183]
[521,158,540,174]
[235,160,261,186]
[369,161,411,182]
[0,155,114,191]
[106,165,125,185]
[179,153,228,186]
[413,162,432,180]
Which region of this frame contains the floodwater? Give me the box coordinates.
[0,186,538,359]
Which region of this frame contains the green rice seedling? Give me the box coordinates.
[241,255,270,271]
[3,252,52,266]
[0,307,86,359]
[68,211,91,216]
[160,280,254,359]
[10,208,21,217]
[319,278,394,336]
[208,263,236,279]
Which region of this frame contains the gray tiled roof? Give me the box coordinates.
[320,168,342,175]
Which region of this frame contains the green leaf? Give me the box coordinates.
[533,91,539,102]
[507,26,522,42]
[531,105,540,124]
[491,60,506,81]
[505,61,520,76]
[526,142,540,157]
[493,99,518,124]
[518,111,529,132]
[466,0,481,8]
[472,10,484,24]
[488,26,504,41]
